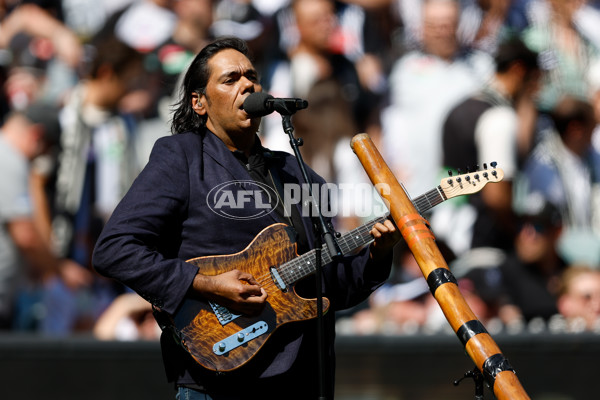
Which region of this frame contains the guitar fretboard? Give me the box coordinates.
[413,186,447,213]
[276,185,446,286]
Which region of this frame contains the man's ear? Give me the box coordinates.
[192,92,206,116]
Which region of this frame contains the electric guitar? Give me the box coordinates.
[170,167,504,372]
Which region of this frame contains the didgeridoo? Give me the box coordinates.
[351,133,529,400]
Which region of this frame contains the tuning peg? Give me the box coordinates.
[448,170,453,177]
[491,161,497,168]
[483,163,488,170]
[475,164,479,171]
[457,168,462,175]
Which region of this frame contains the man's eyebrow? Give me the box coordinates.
[217,68,258,80]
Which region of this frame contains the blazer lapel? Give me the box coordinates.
[202,131,282,224]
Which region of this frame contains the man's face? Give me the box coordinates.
[295,0,336,52]
[562,271,600,327]
[515,220,557,264]
[422,0,459,61]
[198,48,262,141]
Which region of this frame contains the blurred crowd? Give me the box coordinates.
[1,0,600,341]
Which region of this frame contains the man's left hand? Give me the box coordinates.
[369,219,401,259]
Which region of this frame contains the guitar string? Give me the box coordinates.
[215,176,497,311]
[249,186,451,289]
[251,222,378,290]
[253,170,494,288]
[251,174,496,288]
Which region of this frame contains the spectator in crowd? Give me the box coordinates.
[0,2,85,122]
[437,36,541,255]
[345,242,433,335]
[343,240,456,335]
[517,96,600,267]
[457,0,512,55]
[445,245,522,332]
[0,102,91,330]
[380,0,494,200]
[262,0,378,183]
[100,0,218,162]
[0,3,83,70]
[557,265,600,332]
[391,0,512,55]
[91,0,178,119]
[454,260,519,331]
[212,0,270,66]
[0,3,83,80]
[93,292,160,341]
[498,197,565,323]
[520,0,599,113]
[46,34,143,335]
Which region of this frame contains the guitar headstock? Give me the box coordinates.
[440,163,504,200]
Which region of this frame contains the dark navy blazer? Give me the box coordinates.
[92,130,392,393]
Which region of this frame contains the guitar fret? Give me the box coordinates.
[428,187,444,206]
[414,189,440,214]
[290,258,304,281]
[436,185,447,201]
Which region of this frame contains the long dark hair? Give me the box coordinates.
[170,37,251,135]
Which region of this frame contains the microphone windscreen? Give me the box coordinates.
[242,92,274,117]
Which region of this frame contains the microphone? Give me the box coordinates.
[243,92,308,117]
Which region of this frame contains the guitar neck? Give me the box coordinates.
[413,186,447,215]
[276,187,445,286]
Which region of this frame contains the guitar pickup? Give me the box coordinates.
[270,267,287,292]
[213,321,269,355]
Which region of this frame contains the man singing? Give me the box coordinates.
[92,36,398,399]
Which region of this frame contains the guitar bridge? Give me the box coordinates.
[209,301,241,326]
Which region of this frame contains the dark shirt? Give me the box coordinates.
[499,253,563,321]
[232,139,309,254]
[442,88,516,251]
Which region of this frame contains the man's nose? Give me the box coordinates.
[241,77,259,93]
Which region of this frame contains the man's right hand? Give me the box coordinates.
[190,269,268,315]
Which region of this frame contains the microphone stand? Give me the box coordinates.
[279,111,342,400]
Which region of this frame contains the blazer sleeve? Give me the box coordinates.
[92,136,198,315]
[322,244,393,312]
